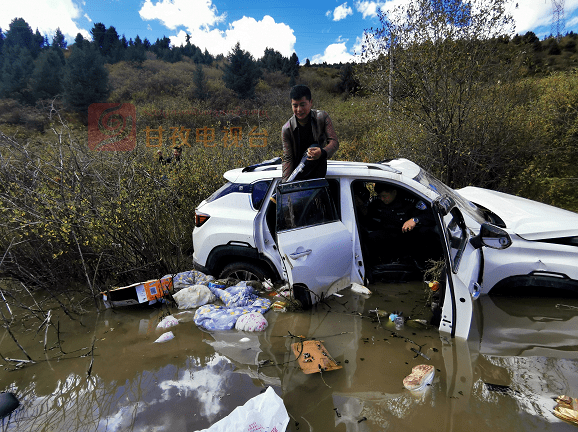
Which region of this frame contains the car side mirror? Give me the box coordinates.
[433,195,456,216]
[470,222,512,250]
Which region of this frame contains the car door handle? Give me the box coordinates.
[289,249,312,259]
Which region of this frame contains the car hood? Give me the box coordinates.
[457,186,578,240]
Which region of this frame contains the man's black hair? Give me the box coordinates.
[290,85,311,101]
[374,183,398,195]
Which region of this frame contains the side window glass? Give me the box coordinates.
[277,187,338,232]
[445,207,467,272]
[327,178,341,219]
[251,180,272,210]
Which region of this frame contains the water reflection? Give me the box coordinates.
[2,284,578,431]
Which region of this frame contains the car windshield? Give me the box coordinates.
[414,169,487,225]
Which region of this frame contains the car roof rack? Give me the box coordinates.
[242,157,282,172]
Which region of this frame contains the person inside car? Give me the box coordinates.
[281,85,339,182]
[366,183,440,267]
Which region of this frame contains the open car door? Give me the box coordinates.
[434,196,484,339]
[433,196,513,339]
[276,179,353,307]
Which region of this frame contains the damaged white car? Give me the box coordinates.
[192,158,578,339]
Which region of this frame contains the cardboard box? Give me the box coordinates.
[102,276,174,308]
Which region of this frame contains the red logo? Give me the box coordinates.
[88,103,136,151]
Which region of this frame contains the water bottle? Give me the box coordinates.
[394,315,404,330]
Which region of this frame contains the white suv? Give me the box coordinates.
[193,158,578,339]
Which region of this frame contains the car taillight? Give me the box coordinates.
[195,211,210,227]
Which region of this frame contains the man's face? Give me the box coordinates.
[378,190,397,205]
[291,96,313,121]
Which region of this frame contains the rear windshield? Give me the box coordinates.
[205,180,272,210]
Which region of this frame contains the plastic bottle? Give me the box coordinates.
[394,315,404,330]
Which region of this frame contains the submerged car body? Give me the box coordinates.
[193,159,578,339]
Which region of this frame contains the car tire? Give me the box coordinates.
[219,262,269,281]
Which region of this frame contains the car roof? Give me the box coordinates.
[224,158,420,183]
[223,158,440,201]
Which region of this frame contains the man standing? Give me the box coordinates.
[281,85,339,182]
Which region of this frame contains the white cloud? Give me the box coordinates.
[333,3,354,21]
[1,0,90,42]
[139,0,226,31]
[354,0,386,19]
[311,37,361,64]
[506,0,578,36]
[169,15,296,59]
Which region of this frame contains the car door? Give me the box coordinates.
[434,196,483,339]
[275,179,353,306]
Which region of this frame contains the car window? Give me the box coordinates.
[445,207,468,272]
[251,180,272,210]
[277,185,339,231]
[327,178,341,219]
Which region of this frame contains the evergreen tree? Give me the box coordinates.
[222,42,262,99]
[4,18,33,49]
[74,33,88,49]
[52,28,67,49]
[193,64,209,100]
[91,23,107,52]
[32,29,44,58]
[102,26,120,57]
[283,52,299,78]
[0,29,5,73]
[203,48,213,65]
[261,48,284,72]
[337,63,360,94]
[0,45,35,103]
[32,48,64,100]
[63,45,109,113]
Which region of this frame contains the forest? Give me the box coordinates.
[0,0,577,308]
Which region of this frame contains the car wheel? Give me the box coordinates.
[219,262,269,281]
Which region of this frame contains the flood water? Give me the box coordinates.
[2,281,578,431]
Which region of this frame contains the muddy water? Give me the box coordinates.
[2,281,578,431]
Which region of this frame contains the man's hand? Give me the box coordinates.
[307,147,322,160]
[402,219,417,233]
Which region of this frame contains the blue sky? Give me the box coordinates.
[2,0,578,64]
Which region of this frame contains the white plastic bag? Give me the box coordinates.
[350,283,372,295]
[154,331,174,343]
[156,315,179,330]
[196,386,289,432]
[173,285,216,309]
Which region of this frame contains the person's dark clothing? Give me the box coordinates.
[366,192,440,265]
[281,109,339,182]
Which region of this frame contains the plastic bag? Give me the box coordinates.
[173,285,216,309]
[157,315,179,330]
[196,386,289,432]
[350,283,372,295]
[154,331,174,343]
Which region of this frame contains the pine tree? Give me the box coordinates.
[283,52,299,78]
[63,45,109,113]
[0,45,35,103]
[193,64,208,100]
[32,47,65,100]
[222,42,262,99]
[52,28,67,49]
